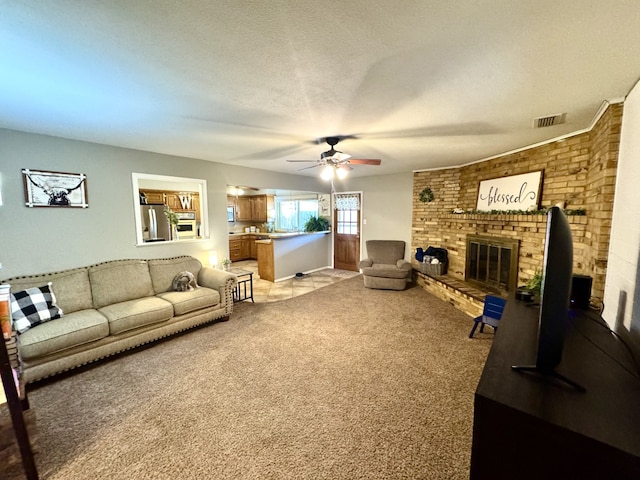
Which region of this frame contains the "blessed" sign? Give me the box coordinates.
[476,171,542,212]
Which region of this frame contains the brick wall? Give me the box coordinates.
[412,103,622,300]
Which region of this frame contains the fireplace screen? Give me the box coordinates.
[465,235,519,293]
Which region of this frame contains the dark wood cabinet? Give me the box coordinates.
[471,297,640,480]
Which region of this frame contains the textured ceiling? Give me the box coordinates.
[2,0,640,177]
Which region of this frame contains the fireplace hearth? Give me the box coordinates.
[465,235,520,294]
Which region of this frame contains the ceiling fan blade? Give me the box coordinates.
[297,164,321,171]
[333,152,351,162]
[286,159,319,163]
[348,159,382,165]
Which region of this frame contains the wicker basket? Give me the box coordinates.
[419,261,446,276]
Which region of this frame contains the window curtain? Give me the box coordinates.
[334,194,360,211]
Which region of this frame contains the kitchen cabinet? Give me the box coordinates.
[229,235,252,261]
[233,195,274,223]
[141,190,165,204]
[249,237,258,258]
[235,197,252,222]
[251,195,267,222]
[140,189,199,214]
[229,237,244,262]
[165,193,183,211]
[229,235,265,261]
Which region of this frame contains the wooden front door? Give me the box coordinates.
[333,193,361,272]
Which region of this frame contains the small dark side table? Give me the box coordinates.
[229,267,254,303]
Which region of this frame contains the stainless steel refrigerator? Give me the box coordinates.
[140,204,171,242]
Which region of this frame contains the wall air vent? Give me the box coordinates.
[533,113,566,128]
[533,113,567,128]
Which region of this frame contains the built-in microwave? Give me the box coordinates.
[227,206,235,222]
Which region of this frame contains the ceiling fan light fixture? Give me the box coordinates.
[336,166,348,179]
[320,165,335,180]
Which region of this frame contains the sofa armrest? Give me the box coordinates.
[198,267,237,313]
[396,259,412,271]
[359,258,373,268]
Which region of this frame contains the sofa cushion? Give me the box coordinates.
[157,287,220,316]
[90,260,154,309]
[361,264,411,279]
[99,296,173,335]
[148,256,203,294]
[18,309,109,360]
[4,267,92,314]
[11,283,63,334]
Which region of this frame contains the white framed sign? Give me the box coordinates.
[476,171,542,212]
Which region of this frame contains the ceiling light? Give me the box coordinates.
[320,165,334,180]
[336,167,348,179]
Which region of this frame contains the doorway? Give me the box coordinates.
[333,193,361,272]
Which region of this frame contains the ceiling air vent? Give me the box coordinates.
[533,113,566,128]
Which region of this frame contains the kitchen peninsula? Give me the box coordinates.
[255,231,331,282]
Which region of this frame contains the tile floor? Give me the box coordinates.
[230,260,360,303]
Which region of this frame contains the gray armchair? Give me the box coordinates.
[359,240,412,290]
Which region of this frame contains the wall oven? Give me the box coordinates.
[176,212,198,239]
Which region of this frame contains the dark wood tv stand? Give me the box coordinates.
[471,297,640,480]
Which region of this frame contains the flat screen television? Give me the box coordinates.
[512,206,583,390]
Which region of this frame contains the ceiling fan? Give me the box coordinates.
[286,137,381,179]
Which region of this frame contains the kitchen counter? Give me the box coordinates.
[229,231,329,238]
[255,231,331,282]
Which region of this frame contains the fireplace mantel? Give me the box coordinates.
[440,213,587,225]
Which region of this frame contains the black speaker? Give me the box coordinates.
[570,274,592,310]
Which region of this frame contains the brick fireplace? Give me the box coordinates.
[411,102,622,311]
[465,235,519,294]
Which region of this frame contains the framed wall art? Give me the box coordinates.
[476,170,542,212]
[22,169,88,208]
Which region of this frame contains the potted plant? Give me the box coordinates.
[516,269,542,302]
[222,258,232,271]
[303,215,330,232]
[164,207,180,240]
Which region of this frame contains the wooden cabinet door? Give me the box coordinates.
[165,193,182,211]
[229,238,243,261]
[236,197,251,221]
[140,190,165,205]
[249,237,257,258]
[241,237,250,259]
[251,195,267,222]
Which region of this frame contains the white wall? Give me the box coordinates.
[341,173,414,260]
[0,129,328,278]
[604,79,640,353]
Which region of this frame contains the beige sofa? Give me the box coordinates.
[1,256,237,384]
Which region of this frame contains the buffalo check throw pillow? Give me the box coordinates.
[10,282,63,333]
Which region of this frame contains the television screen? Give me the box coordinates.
[513,206,580,389]
[536,206,574,372]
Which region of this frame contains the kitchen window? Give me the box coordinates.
[275,198,318,232]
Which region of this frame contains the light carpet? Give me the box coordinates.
[7,275,492,479]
